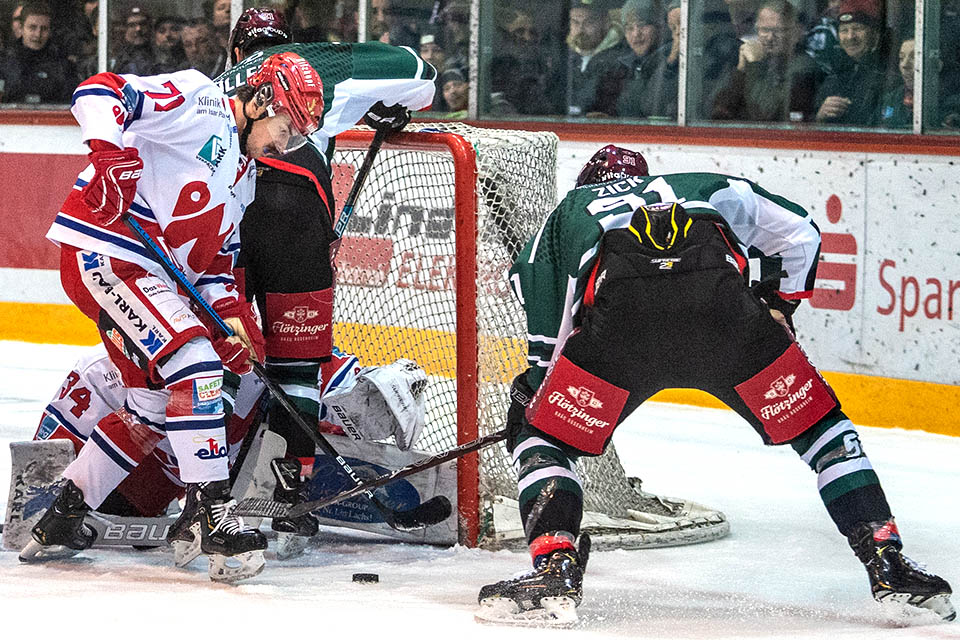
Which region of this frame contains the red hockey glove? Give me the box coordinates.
[211,298,266,375]
[81,144,143,226]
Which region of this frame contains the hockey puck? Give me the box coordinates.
[352,573,379,584]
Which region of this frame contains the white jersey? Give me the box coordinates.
[47,70,256,307]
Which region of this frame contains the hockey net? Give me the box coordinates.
[330,123,728,549]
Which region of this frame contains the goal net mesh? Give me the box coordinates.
[330,123,693,545]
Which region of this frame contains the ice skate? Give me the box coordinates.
[169,480,267,582]
[269,458,319,560]
[19,479,96,562]
[849,519,955,621]
[476,536,588,627]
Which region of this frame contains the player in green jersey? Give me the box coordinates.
[476,145,954,626]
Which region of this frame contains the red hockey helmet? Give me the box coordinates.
[246,52,324,152]
[575,144,649,187]
[228,7,292,65]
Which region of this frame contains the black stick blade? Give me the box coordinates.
[387,495,453,531]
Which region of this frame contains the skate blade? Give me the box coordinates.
[275,532,309,561]
[475,596,579,628]
[208,550,266,583]
[18,538,83,563]
[878,592,957,623]
[171,524,202,568]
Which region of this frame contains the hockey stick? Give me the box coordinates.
[123,216,452,532]
[231,429,508,519]
[329,124,390,260]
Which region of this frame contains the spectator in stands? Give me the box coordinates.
[440,0,470,72]
[287,0,336,42]
[370,0,392,42]
[0,0,76,103]
[419,27,447,109]
[9,2,23,45]
[153,16,186,74]
[712,0,821,122]
[488,54,519,116]
[814,0,885,125]
[589,0,665,116]
[208,0,232,49]
[491,5,563,115]
[439,66,468,117]
[112,6,154,76]
[806,0,842,68]
[74,3,98,79]
[565,0,628,117]
[182,17,226,78]
[618,0,680,119]
[878,36,960,130]
[725,0,762,39]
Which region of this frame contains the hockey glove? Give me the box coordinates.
[211,298,266,375]
[82,143,143,226]
[363,101,411,133]
[752,278,801,333]
[505,370,535,454]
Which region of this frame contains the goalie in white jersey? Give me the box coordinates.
[23,52,326,581]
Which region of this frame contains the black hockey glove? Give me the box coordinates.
[751,277,801,333]
[363,101,412,133]
[505,370,535,454]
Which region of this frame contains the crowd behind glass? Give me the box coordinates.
[0,0,956,133]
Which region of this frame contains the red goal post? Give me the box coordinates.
[330,123,729,550]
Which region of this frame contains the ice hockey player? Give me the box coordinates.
[21,52,325,582]
[476,145,954,625]
[214,7,435,557]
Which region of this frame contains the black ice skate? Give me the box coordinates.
[269,458,319,560]
[476,534,590,627]
[848,519,955,621]
[19,479,96,562]
[169,480,267,582]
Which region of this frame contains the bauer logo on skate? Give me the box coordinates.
[194,435,226,460]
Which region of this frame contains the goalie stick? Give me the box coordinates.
[123,215,452,532]
[231,429,508,519]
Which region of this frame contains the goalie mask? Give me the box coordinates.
[576,144,649,187]
[244,52,324,153]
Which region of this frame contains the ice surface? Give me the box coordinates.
[1,340,958,639]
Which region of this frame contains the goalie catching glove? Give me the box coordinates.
[323,359,427,450]
[362,101,411,133]
[210,298,266,375]
[81,141,143,226]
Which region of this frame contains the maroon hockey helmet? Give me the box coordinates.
[576,144,649,187]
[228,7,293,65]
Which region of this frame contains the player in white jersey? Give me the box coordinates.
[22,52,325,581]
[31,344,422,522]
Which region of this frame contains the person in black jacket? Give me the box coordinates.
[0,1,75,104]
[814,0,886,125]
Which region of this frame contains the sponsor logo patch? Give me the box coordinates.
[284,305,320,324]
[197,134,227,173]
[192,377,223,415]
[80,251,103,271]
[567,385,604,409]
[193,434,227,460]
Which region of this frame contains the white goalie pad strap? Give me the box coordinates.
[322,359,427,450]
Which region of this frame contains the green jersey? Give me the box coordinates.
[510,172,821,389]
[215,42,437,157]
